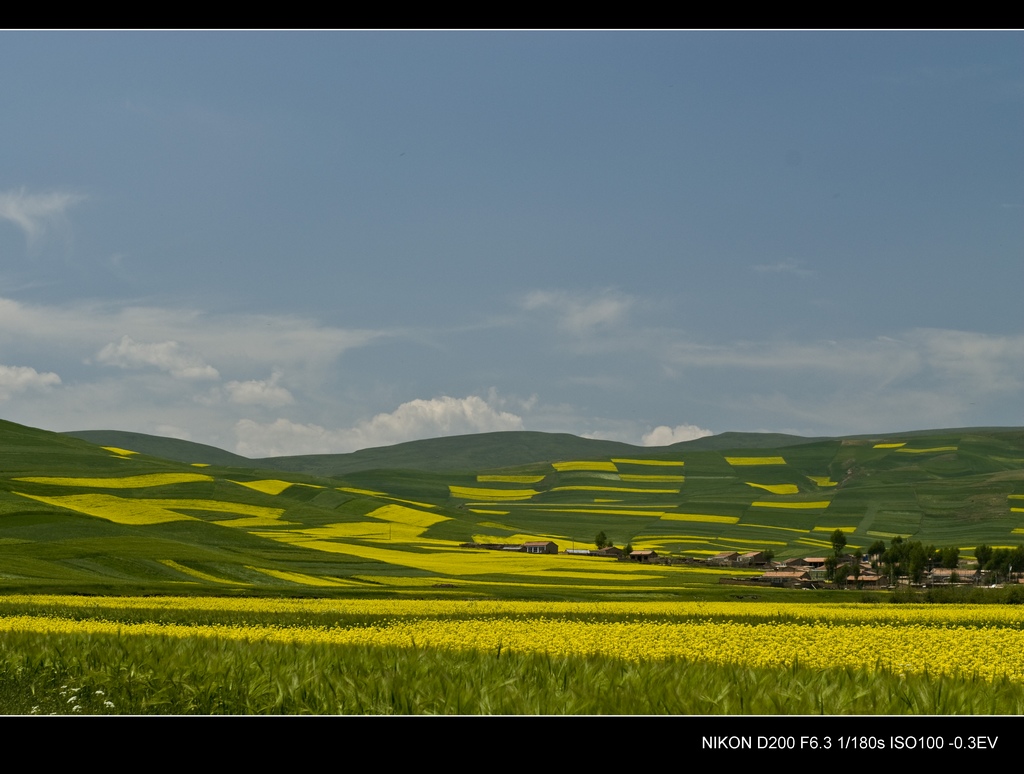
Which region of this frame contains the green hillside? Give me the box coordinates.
[0,419,1017,599]
[64,430,252,468]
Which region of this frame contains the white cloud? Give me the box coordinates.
[736,389,970,438]
[0,188,85,245]
[523,289,632,334]
[235,418,333,457]
[225,370,294,407]
[0,365,61,400]
[154,424,192,441]
[911,328,1024,393]
[641,423,713,446]
[234,394,525,457]
[96,335,220,380]
[0,297,380,377]
[357,395,524,445]
[661,328,1024,396]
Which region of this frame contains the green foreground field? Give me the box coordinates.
[5,595,1024,715]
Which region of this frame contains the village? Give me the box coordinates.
[458,537,1024,590]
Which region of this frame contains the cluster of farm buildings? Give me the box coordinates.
[459,541,995,588]
[460,541,661,562]
[710,550,979,589]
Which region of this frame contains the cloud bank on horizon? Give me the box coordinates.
[0,32,1019,457]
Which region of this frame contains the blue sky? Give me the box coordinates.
[0,31,1020,456]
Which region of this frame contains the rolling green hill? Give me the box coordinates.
[0,419,1013,598]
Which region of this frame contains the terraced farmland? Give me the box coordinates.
[0,419,1022,598]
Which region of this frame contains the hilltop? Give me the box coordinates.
[64,428,825,476]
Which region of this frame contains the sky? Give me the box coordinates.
[0,31,1021,457]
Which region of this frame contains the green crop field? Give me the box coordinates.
[5,419,1024,596]
[3,418,1024,714]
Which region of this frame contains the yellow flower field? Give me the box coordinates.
[476,475,546,483]
[2,598,1024,683]
[101,446,138,456]
[449,486,539,501]
[552,461,618,472]
[751,500,831,509]
[14,473,213,488]
[807,476,838,487]
[660,512,740,524]
[230,479,304,495]
[725,456,786,466]
[618,474,685,482]
[611,458,684,467]
[745,482,799,494]
[15,493,198,525]
[550,485,679,494]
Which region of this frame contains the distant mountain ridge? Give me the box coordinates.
[61,426,1021,477]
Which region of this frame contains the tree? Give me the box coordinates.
[824,555,838,581]
[835,564,851,588]
[975,544,993,583]
[830,529,847,558]
[908,543,929,584]
[595,531,609,550]
[850,561,862,588]
[941,546,960,570]
[867,539,886,573]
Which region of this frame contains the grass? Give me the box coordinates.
[7,632,1024,715]
[4,596,1024,714]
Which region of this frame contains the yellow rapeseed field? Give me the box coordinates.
[550,485,679,494]
[369,504,450,528]
[745,482,799,494]
[3,598,1024,683]
[101,446,137,456]
[618,474,685,482]
[725,456,786,466]
[552,461,618,472]
[14,473,213,488]
[807,476,838,487]
[660,513,740,524]
[229,479,296,495]
[476,475,546,483]
[610,458,684,466]
[449,486,539,501]
[751,500,831,509]
[15,493,198,525]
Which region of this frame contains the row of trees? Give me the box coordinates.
[863,537,957,585]
[827,530,1024,585]
[973,544,1024,583]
